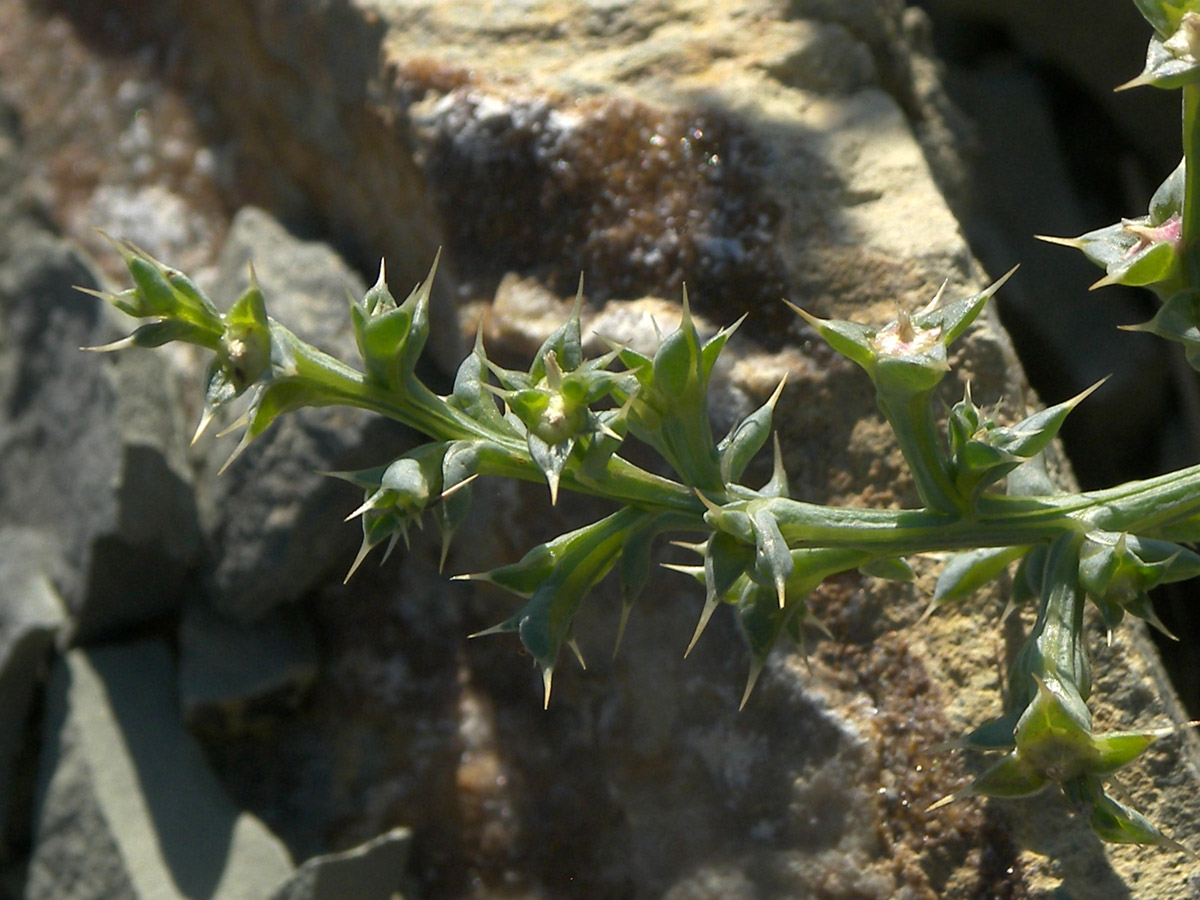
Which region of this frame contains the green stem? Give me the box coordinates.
[762,495,1079,556]
[304,353,706,515]
[745,455,1200,558]
[278,307,1200,557]
[1022,532,1091,704]
[876,388,962,514]
[1080,455,1200,533]
[1182,84,1200,285]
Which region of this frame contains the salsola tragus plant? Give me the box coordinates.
[86,0,1200,853]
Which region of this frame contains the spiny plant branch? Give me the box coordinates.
[83,0,1200,854]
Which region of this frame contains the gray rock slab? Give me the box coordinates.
[0,218,200,644]
[26,640,294,900]
[0,527,65,843]
[267,827,412,900]
[198,207,413,622]
[179,599,318,727]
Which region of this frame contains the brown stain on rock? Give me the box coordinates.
[811,574,1029,899]
[402,72,788,335]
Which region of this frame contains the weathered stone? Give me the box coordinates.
[0,528,65,852]
[0,217,201,644]
[267,827,412,900]
[197,207,413,622]
[0,3,229,274]
[918,0,1179,172]
[27,641,294,900]
[179,599,319,729]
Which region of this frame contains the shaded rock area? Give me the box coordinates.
[913,0,1200,716]
[0,529,64,849]
[27,642,294,900]
[0,1,1197,900]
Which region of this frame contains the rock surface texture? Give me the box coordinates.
[27,642,295,900]
[0,1,1197,900]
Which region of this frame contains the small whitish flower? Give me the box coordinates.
[1122,213,1183,258]
[790,271,1014,512]
[489,347,623,504]
[791,302,946,399]
[1164,10,1200,61]
[500,351,588,446]
[792,270,1012,395]
[868,310,943,358]
[481,283,630,502]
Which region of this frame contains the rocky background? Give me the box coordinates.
[1,1,1199,899]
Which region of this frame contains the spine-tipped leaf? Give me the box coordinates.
[928,545,1029,618]
[718,378,785,485]
[350,257,435,391]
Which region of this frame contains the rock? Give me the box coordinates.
[0,3,229,273]
[0,81,200,643]
[197,207,413,622]
[0,528,65,853]
[26,641,294,900]
[267,827,413,900]
[0,216,201,644]
[917,0,1180,173]
[179,599,319,730]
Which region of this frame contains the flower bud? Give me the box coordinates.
[350,256,435,391]
[947,381,1100,503]
[467,507,645,707]
[1078,531,1200,634]
[218,283,273,392]
[618,293,727,490]
[943,674,1184,848]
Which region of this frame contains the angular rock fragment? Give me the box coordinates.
[0,219,200,644]
[179,599,318,729]
[27,641,293,900]
[267,827,413,900]
[0,528,65,843]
